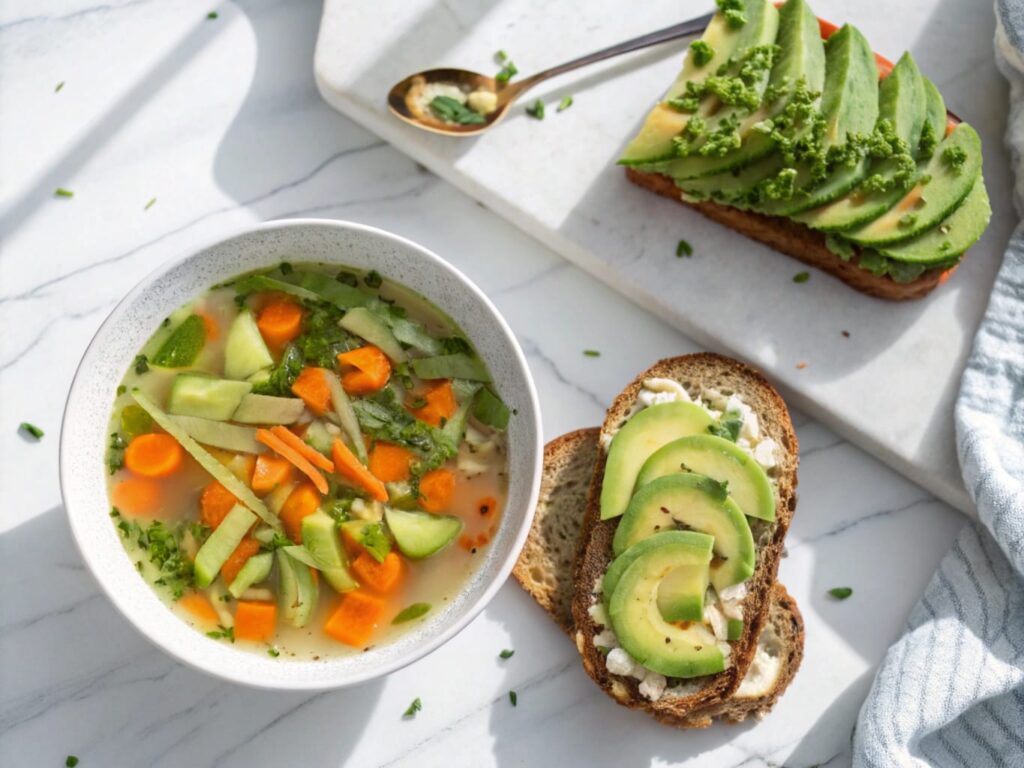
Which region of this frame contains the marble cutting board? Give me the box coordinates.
[313,0,1015,515]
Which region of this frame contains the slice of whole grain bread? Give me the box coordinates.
[570,353,799,727]
[512,427,804,727]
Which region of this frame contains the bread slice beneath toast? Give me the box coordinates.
[625,167,957,301]
[571,353,799,726]
[513,427,804,727]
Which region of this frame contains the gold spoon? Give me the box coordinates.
[387,11,715,136]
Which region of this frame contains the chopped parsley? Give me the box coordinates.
[508,690,518,706]
[557,95,573,112]
[525,99,545,120]
[207,11,218,19]
[495,56,518,83]
[499,649,515,659]
[403,697,422,718]
[707,411,743,442]
[364,270,384,289]
[793,271,810,283]
[55,188,74,198]
[828,587,853,600]
[251,343,303,396]
[55,81,65,93]
[429,95,486,126]
[676,239,694,258]
[206,625,235,642]
[357,522,392,563]
[583,349,601,358]
[144,197,157,211]
[393,603,431,624]
[268,647,280,658]
[19,422,43,440]
[66,758,79,767]
[108,432,127,474]
[133,354,150,375]
[690,40,714,67]
[942,145,968,172]
[138,521,195,599]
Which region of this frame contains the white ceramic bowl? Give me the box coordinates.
[60,219,543,690]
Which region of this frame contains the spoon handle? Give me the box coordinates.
[504,11,715,99]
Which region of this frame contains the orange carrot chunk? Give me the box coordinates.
[220,536,262,586]
[269,425,334,472]
[419,468,455,512]
[180,592,220,625]
[279,482,322,543]
[251,454,295,496]
[200,481,239,529]
[112,477,163,517]
[368,442,414,483]
[255,428,330,495]
[413,380,457,427]
[124,433,183,478]
[233,600,277,642]
[338,346,391,395]
[323,591,386,647]
[331,438,388,502]
[196,310,219,341]
[351,551,403,594]
[291,367,332,415]
[257,301,303,349]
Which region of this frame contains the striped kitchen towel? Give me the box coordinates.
[854,3,1024,766]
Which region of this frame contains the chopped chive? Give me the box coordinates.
[508,690,518,706]
[676,239,693,257]
[496,57,518,83]
[207,11,218,19]
[828,587,853,600]
[499,649,515,659]
[525,99,545,120]
[144,197,157,211]
[793,272,810,283]
[495,50,509,64]
[393,603,431,624]
[19,422,44,440]
[403,697,422,718]
[364,270,383,289]
[557,95,573,112]
[66,758,79,767]
[267,647,280,657]
[583,350,600,358]
[55,188,74,198]
[55,81,65,93]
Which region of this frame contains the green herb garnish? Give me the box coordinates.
[676,239,693,258]
[144,197,157,211]
[707,411,743,442]
[499,649,515,659]
[495,57,518,83]
[393,603,431,624]
[583,350,600,358]
[508,690,518,706]
[358,522,392,563]
[557,96,573,112]
[206,625,235,642]
[133,354,150,375]
[828,587,853,600]
[19,422,43,440]
[138,521,195,599]
[268,647,280,658]
[55,82,65,93]
[429,95,486,126]
[793,272,810,283]
[66,758,79,767]
[207,11,218,19]
[108,432,127,474]
[690,40,714,67]
[525,99,545,120]
[364,270,384,289]
[55,188,74,198]
[403,697,422,718]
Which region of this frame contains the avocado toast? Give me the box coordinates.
[621,0,991,300]
[513,427,805,727]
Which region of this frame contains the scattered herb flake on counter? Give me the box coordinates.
[828,587,853,600]
[793,271,810,283]
[393,603,431,624]
[499,649,515,659]
[526,99,545,120]
[55,188,74,198]
[842,330,850,338]
[583,349,600,358]
[404,697,422,718]
[557,96,573,112]
[207,11,218,19]
[66,758,79,767]
[144,197,157,211]
[363,270,384,289]
[429,95,486,126]
[509,690,518,707]
[19,422,43,440]
[676,239,693,258]
[495,56,518,83]
[55,81,65,93]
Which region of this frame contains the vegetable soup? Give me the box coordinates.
[105,263,510,658]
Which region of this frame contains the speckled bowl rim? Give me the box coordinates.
[60,219,543,690]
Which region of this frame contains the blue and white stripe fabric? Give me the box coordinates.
[854,3,1024,766]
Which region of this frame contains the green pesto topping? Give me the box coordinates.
[825,234,857,261]
[690,40,714,67]
[716,0,746,28]
[858,119,917,193]
[918,119,938,158]
[942,145,968,172]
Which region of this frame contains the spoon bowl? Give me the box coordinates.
[387,68,514,136]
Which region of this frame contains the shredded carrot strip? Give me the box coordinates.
[269,425,334,472]
[255,429,329,495]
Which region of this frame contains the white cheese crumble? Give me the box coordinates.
[736,629,782,698]
[638,672,667,700]
[704,602,729,641]
[467,89,498,115]
[588,602,609,627]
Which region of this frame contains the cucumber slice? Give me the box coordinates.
[233,274,322,303]
[388,316,442,356]
[440,396,476,445]
[384,507,462,559]
[324,372,368,463]
[170,415,262,454]
[340,307,407,363]
[410,354,490,382]
[265,481,297,516]
[151,314,207,368]
[131,390,277,527]
[301,511,358,592]
[224,310,274,381]
[278,549,318,628]
[228,551,273,598]
[167,374,252,421]
[194,504,257,587]
[232,393,305,425]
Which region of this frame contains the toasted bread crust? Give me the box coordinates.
[571,353,799,727]
[625,167,957,301]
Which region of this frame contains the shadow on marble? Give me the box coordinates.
[0,506,382,767]
[784,670,878,768]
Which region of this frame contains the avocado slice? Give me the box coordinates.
[635,434,775,521]
[839,122,982,246]
[795,52,928,232]
[384,507,462,559]
[608,532,725,678]
[656,0,826,181]
[620,0,779,166]
[600,401,713,521]
[875,177,991,264]
[612,473,755,592]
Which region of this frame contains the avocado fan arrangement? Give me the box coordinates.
[514,354,804,727]
[621,0,991,300]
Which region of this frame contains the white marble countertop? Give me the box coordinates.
[0,2,973,766]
